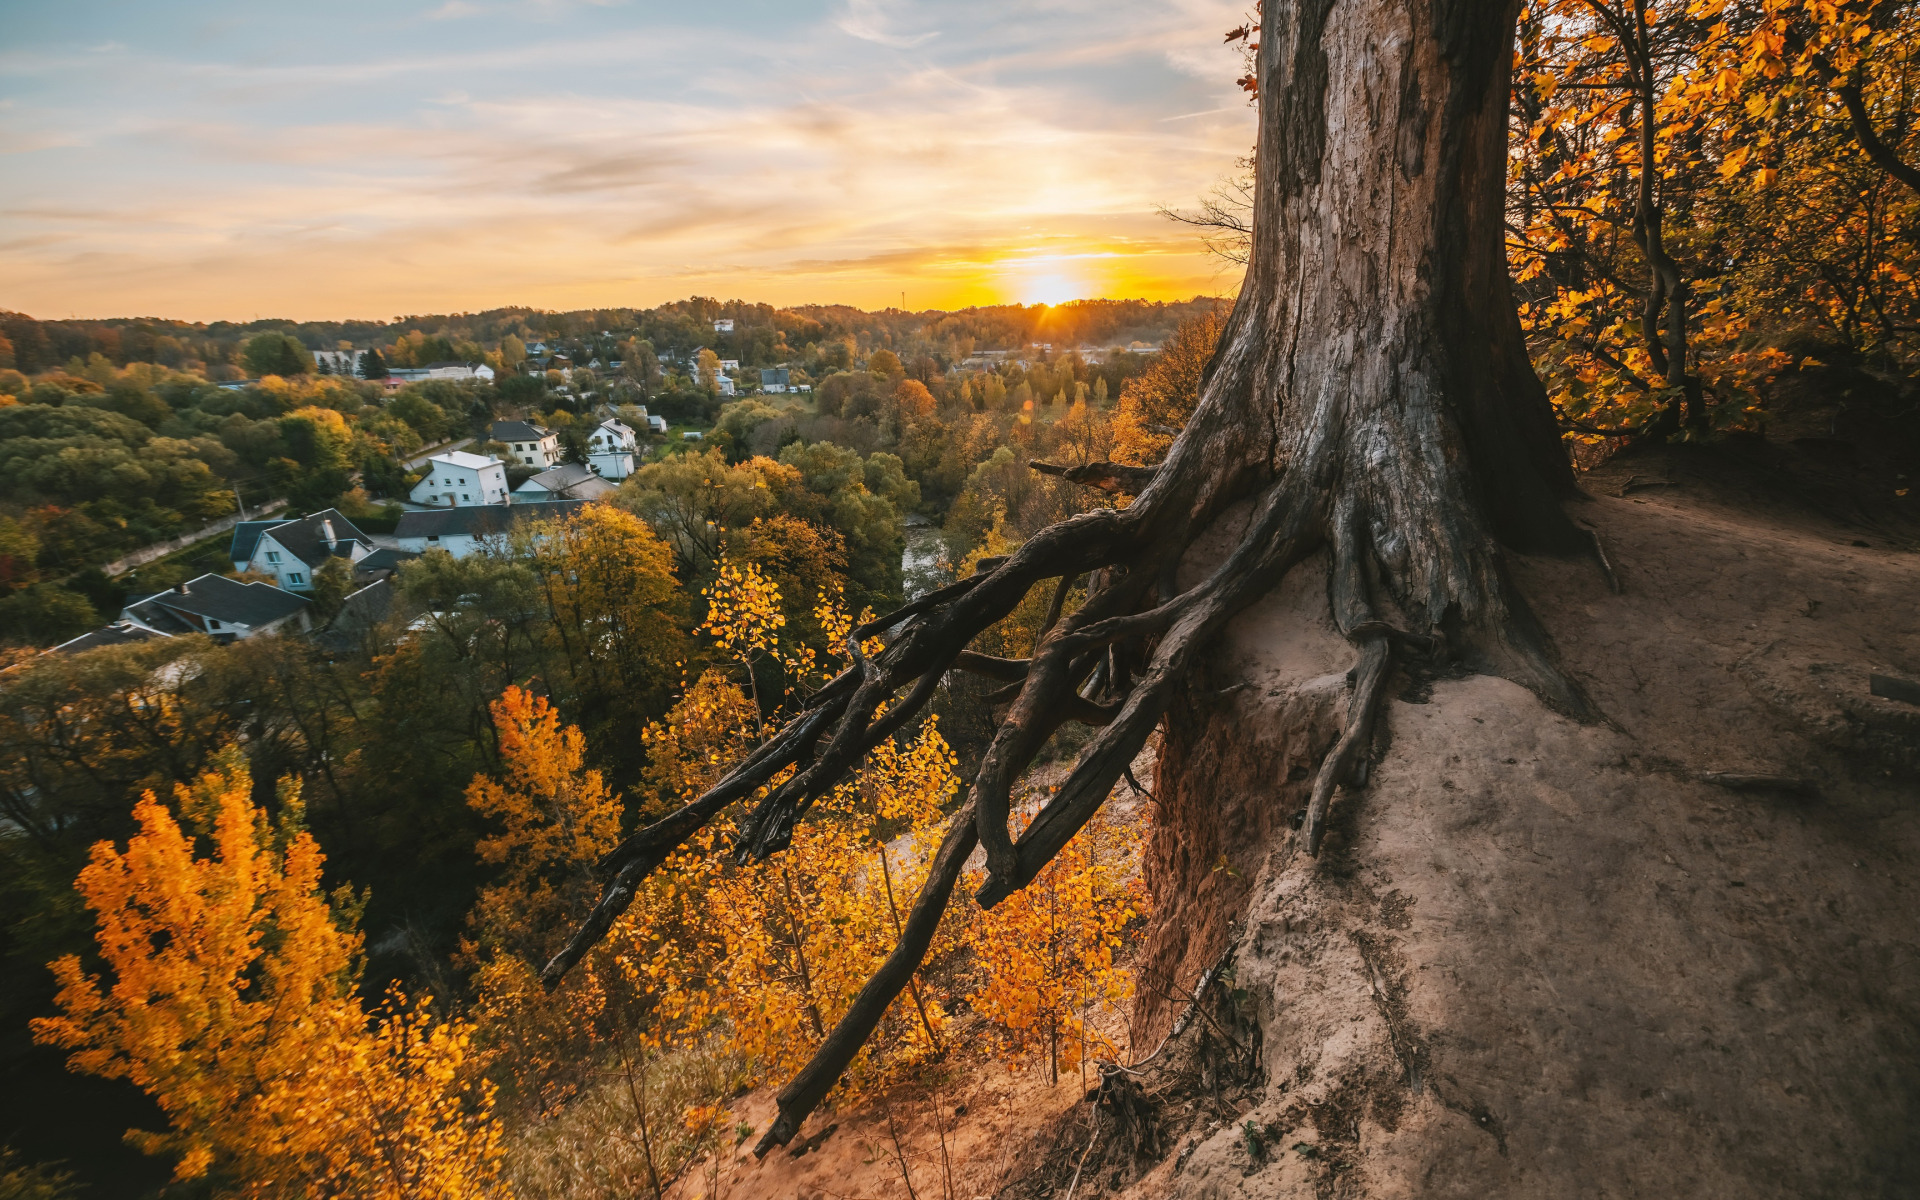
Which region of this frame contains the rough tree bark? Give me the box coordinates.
[546,0,1591,1156]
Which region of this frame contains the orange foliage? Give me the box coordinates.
[465,686,624,1116]
[31,750,508,1197]
[1111,307,1227,467]
[966,805,1147,1083]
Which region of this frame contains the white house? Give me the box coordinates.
[489,420,561,468]
[410,451,510,508]
[514,462,619,503]
[423,361,495,382]
[647,415,668,433]
[760,367,791,393]
[713,319,735,333]
[231,509,377,592]
[585,417,638,479]
[394,500,590,559]
[120,575,312,642]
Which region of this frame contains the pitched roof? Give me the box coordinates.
[127,574,311,629]
[396,500,589,540]
[230,519,284,565]
[517,463,617,500]
[490,420,552,442]
[259,509,373,569]
[354,547,419,575]
[51,621,172,655]
[428,450,502,472]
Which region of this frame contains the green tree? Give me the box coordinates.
[359,348,388,380]
[310,557,354,623]
[241,333,313,379]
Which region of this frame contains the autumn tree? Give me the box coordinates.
[967,805,1146,1084]
[31,751,508,1197]
[465,687,625,1118]
[1110,307,1229,467]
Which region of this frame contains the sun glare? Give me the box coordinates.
[1018,272,1085,306]
[998,253,1105,307]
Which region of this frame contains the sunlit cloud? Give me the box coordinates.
[0,0,1253,320]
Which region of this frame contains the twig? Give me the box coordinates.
[883,1099,923,1200]
[1062,1118,1102,1200]
[1587,528,1622,594]
[1697,771,1816,797]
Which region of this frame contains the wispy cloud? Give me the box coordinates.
[0,0,1251,319]
[836,0,940,48]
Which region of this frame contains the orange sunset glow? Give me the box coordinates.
[0,2,1256,320]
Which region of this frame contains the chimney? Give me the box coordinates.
[175,581,190,595]
[322,519,337,550]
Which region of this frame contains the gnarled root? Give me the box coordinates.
[544,421,1577,1156]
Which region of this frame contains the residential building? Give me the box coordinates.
[50,621,172,655]
[514,462,618,503]
[585,417,638,479]
[489,420,562,468]
[120,575,312,643]
[647,414,668,433]
[719,359,740,372]
[422,361,495,382]
[409,451,510,507]
[714,319,735,333]
[760,367,791,393]
[231,509,377,592]
[394,500,589,559]
[682,430,704,441]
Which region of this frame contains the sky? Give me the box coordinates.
[0,0,1256,323]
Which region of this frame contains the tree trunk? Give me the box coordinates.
[551,0,1597,1157]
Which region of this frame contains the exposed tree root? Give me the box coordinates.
[543,421,1581,1156]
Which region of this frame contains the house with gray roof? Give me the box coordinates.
[233,509,377,592]
[514,462,618,503]
[489,420,561,468]
[394,499,589,559]
[50,620,173,655]
[120,575,311,643]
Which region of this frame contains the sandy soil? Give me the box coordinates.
[1128,475,1920,1197]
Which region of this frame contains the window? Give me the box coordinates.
[462,494,471,502]
[427,535,440,543]
[266,550,281,564]
[287,572,305,585]
[208,619,221,629]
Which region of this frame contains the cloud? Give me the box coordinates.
[0,0,1251,319]
[836,0,940,49]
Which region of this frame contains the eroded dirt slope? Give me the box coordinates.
[1128,481,1919,1198]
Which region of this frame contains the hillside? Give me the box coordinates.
[621,428,1919,1200]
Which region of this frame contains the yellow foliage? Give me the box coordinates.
[966,805,1147,1083]
[465,686,624,1115]
[31,750,509,1197]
